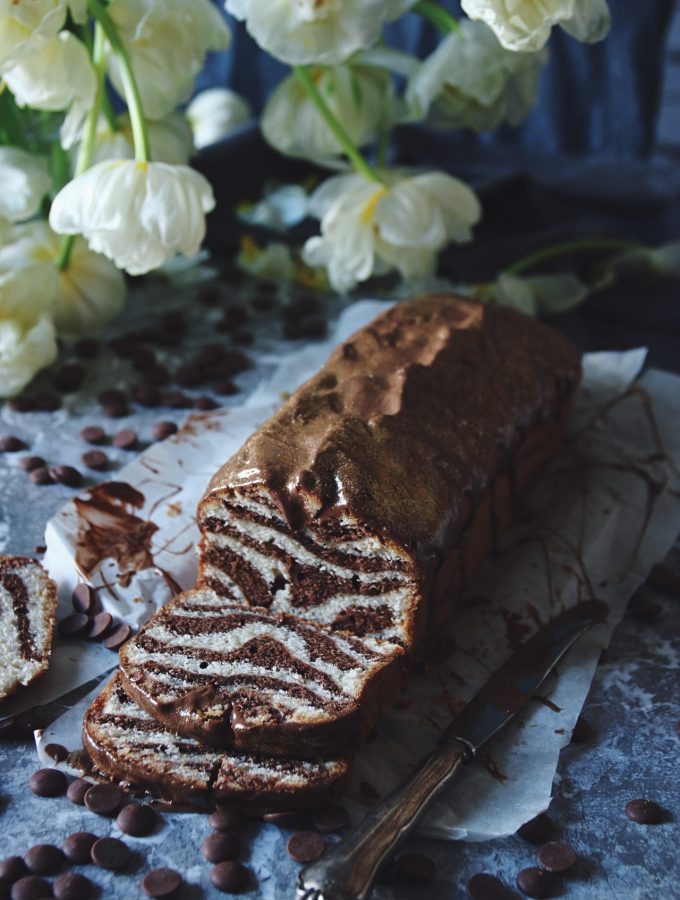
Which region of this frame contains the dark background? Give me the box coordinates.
[194,0,680,372]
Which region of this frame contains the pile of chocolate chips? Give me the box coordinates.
[57,584,132,652]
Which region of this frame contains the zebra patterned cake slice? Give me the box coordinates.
[0,556,57,700]
[82,675,350,810]
[118,588,403,759]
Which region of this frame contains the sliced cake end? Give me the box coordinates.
[0,555,57,700]
[82,675,350,810]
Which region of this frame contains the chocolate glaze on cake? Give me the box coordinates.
[82,676,350,810]
[198,294,580,657]
[118,588,402,758]
[0,556,57,700]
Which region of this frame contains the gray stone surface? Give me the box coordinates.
[0,272,677,898]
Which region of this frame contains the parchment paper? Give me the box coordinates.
[35,301,680,841]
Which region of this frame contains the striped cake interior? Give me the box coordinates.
[119,588,402,755]
[0,557,56,699]
[83,676,350,804]
[199,487,419,648]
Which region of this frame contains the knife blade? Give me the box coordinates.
[0,668,117,734]
[296,600,608,900]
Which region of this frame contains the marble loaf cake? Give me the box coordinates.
[198,294,581,659]
[83,675,349,810]
[0,556,57,700]
[118,587,402,758]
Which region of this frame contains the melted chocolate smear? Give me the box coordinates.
[74,482,158,580]
[477,751,507,783]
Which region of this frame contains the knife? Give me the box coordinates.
[0,668,117,734]
[296,600,608,900]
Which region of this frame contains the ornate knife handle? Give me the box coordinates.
[296,737,471,900]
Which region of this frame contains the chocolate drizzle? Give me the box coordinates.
[74,482,158,582]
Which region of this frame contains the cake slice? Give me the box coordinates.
[198,294,581,658]
[119,587,403,758]
[0,556,57,700]
[83,675,350,810]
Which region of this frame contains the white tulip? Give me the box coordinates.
[187,88,251,150]
[3,31,95,149]
[49,159,216,275]
[82,112,195,167]
[407,21,547,130]
[0,148,51,222]
[237,239,296,283]
[482,271,589,316]
[238,184,309,232]
[0,0,66,73]
[461,0,611,52]
[226,0,403,65]
[0,315,58,398]
[0,225,58,325]
[303,170,481,292]
[262,65,393,165]
[600,241,680,281]
[107,0,231,120]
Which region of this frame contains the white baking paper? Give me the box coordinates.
[37,301,680,841]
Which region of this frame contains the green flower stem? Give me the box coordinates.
[88,0,150,163]
[292,65,382,184]
[506,238,641,276]
[413,1,459,33]
[56,22,109,270]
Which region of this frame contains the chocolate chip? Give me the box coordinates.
[48,465,83,488]
[193,396,218,411]
[159,311,185,335]
[396,853,436,882]
[84,783,124,816]
[201,833,240,864]
[152,421,177,441]
[211,379,238,396]
[467,872,513,900]
[217,305,249,332]
[90,837,129,871]
[0,436,26,452]
[142,868,182,898]
[43,743,68,763]
[58,613,90,639]
[310,804,349,833]
[175,364,202,388]
[132,384,161,407]
[287,831,325,864]
[0,858,27,882]
[261,810,306,828]
[624,798,667,824]
[33,392,62,412]
[53,872,93,900]
[570,716,593,744]
[516,867,557,898]
[129,348,157,373]
[66,780,91,806]
[23,845,63,875]
[19,457,46,473]
[161,391,192,409]
[209,807,243,832]
[80,426,106,445]
[87,612,112,640]
[101,399,129,418]
[283,316,327,341]
[29,768,67,797]
[7,397,35,413]
[74,339,99,358]
[81,450,108,471]
[110,335,139,358]
[517,812,554,844]
[72,584,95,615]
[55,364,85,393]
[112,429,137,450]
[210,861,250,894]
[62,833,97,865]
[116,802,157,836]
[10,875,52,900]
[102,624,132,651]
[28,467,54,486]
[198,285,221,306]
[146,364,170,386]
[98,388,126,406]
[537,842,577,874]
